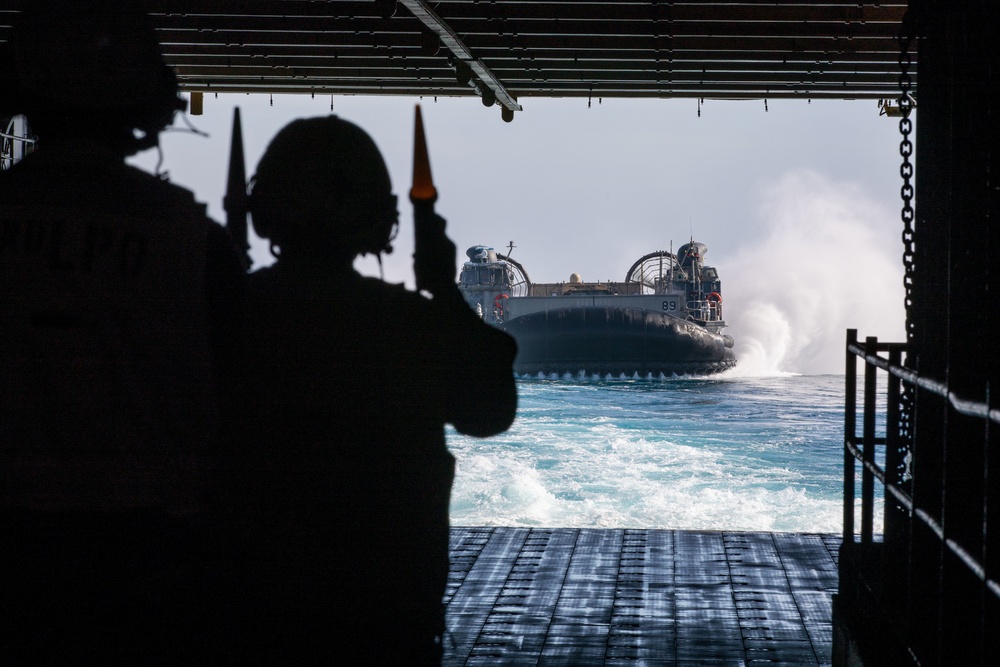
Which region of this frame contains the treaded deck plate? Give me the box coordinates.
[445,527,839,666]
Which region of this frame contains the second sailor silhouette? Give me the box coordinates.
[218,114,518,664]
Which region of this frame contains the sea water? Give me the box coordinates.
[448,373,882,534]
[443,171,905,535]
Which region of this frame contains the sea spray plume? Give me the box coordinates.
[727,303,795,376]
[720,170,904,376]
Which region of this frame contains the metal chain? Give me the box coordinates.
[899,14,916,342]
[897,6,917,483]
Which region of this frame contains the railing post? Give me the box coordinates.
[884,345,904,526]
[986,380,999,655]
[845,329,858,544]
[862,336,878,545]
[885,346,904,489]
[884,345,907,614]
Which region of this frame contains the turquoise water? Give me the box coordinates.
[448,374,875,533]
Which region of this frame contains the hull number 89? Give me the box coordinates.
[661,300,677,311]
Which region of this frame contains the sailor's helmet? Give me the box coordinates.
[249,115,399,258]
[6,0,185,152]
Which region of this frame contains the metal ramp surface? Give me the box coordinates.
[444,527,839,666]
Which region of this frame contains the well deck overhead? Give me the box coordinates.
[0,1,912,110]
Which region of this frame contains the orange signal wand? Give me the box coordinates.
[410,105,445,293]
[409,104,438,205]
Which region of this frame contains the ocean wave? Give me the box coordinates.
[448,375,864,533]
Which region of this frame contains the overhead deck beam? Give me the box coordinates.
[397,0,521,112]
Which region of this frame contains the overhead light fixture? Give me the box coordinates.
[190,91,204,116]
[420,31,441,56]
[375,0,397,18]
[879,94,917,117]
[454,60,473,87]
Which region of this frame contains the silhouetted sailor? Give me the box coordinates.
[220,115,517,664]
[0,1,243,662]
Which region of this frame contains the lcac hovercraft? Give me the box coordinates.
[458,242,736,378]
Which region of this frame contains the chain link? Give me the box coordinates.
[897,7,917,483]
[899,14,916,343]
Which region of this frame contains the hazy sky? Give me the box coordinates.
[131,93,910,375]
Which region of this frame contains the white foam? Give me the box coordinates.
[448,387,860,533]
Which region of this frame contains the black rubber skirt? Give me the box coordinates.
[503,306,736,377]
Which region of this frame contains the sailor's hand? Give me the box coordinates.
[413,212,457,296]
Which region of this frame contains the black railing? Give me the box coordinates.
[841,329,1000,665]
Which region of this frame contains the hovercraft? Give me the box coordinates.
[458,242,736,377]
